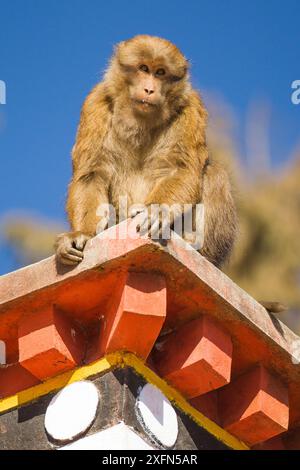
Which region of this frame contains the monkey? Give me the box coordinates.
[55,35,287,315]
[55,34,237,271]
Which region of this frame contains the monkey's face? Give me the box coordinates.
[112,35,189,119]
[129,65,167,113]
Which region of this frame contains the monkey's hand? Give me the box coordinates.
[132,205,183,241]
[128,204,147,219]
[55,231,91,266]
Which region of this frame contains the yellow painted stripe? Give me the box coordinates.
[0,352,248,450]
[121,353,249,450]
[0,353,122,414]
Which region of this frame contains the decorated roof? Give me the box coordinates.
[0,219,299,450]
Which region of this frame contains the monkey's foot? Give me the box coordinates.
[55,231,91,266]
[260,301,288,314]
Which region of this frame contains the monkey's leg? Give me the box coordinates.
[199,161,237,268]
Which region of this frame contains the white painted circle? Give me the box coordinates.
[44,380,99,442]
[136,384,178,448]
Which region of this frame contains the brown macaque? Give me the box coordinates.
[55,35,238,270]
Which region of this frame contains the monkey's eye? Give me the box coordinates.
[156,68,166,76]
[139,64,149,73]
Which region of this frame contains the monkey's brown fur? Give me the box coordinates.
[56,35,237,268]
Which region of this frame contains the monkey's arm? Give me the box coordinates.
[145,166,201,206]
[144,93,208,210]
[67,172,110,235]
[56,84,112,265]
[56,174,110,266]
[136,162,202,239]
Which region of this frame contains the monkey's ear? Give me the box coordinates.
[113,40,130,67]
[177,60,190,81]
[176,57,190,80]
[114,40,126,56]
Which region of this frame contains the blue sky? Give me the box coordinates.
[0,0,299,274]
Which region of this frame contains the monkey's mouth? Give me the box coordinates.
[133,99,157,109]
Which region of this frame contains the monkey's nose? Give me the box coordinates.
[144,88,154,95]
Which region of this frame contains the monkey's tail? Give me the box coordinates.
[259,301,288,314]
